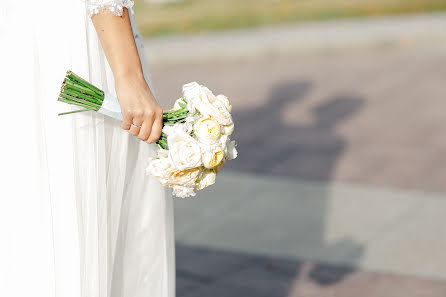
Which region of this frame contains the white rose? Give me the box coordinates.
[194,117,221,144]
[162,122,186,136]
[216,94,232,112]
[157,148,169,158]
[211,95,233,126]
[173,97,185,110]
[146,157,175,186]
[168,130,202,170]
[184,113,199,134]
[183,82,232,125]
[218,135,238,160]
[195,168,217,190]
[225,140,238,160]
[173,185,197,198]
[186,98,196,115]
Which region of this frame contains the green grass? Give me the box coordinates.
[134,0,446,36]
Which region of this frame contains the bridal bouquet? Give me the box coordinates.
[58,71,238,198]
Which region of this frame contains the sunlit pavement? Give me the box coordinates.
[146,13,446,297]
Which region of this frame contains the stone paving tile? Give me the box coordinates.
[151,47,446,193]
[176,244,260,280]
[176,244,446,297]
[177,244,300,297]
[176,274,206,297]
[290,263,446,297]
[181,282,273,297]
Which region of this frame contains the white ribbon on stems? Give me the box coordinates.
[97,92,123,121]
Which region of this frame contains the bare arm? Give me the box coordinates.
[92,8,162,143]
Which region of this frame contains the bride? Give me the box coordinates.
[0,1,175,296]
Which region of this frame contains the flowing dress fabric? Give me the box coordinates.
[0,1,175,297]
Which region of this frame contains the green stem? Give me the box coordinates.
[66,71,104,97]
[64,80,103,99]
[59,96,99,110]
[58,108,95,116]
[62,89,103,106]
[163,108,188,116]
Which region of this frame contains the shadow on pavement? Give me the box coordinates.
[232,81,364,287]
[227,80,364,180]
[175,81,366,296]
[176,243,356,297]
[176,243,446,297]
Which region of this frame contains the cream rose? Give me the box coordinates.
[183,82,232,125]
[168,167,201,186]
[201,146,225,169]
[222,122,234,136]
[194,117,221,144]
[167,130,202,170]
[195,168,217,190]
[147,157,201,187]
[214,159,225,173]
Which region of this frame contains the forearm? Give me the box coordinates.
[90,7,163,143]
[91,8,143,81]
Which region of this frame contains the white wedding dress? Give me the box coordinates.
[0,1,175,297]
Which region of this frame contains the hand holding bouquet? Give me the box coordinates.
[58,71,238,198]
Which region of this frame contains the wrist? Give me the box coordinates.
[114,67,145,85]
[114,69,151,98]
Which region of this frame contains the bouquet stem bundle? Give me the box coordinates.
[58,71,189,150]
[58,71,104,115]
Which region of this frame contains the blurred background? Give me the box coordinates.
[135,1,446,296]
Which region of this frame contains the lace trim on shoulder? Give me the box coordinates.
[87,0,134,17]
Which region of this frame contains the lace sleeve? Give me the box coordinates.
[86,0,134,17]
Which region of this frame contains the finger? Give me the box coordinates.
[146,115,163,144]
[137,121,152,141]
[129,123,141,136]
[128,114,143,135]
[121,114,132,130]
[137,110,155,140]
[133,116,144,128]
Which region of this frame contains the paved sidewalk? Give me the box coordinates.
[144,13,446,64]
[176,244,446,297]
[174,171,446,297]
[175,170,446,281]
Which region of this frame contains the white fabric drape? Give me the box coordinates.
[0,1,175,297]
